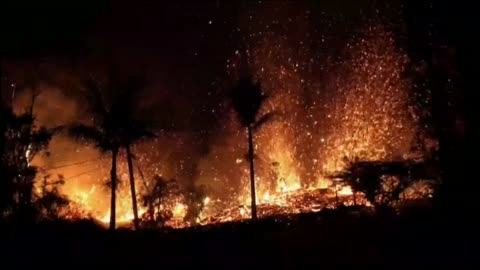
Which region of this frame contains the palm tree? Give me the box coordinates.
[113,78,155,230]
[69,75,153,231]
[230,77,272,220]
[68,80,121,230]
[120,115,155,230]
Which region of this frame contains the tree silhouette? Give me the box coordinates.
[69,73,153,230]
[1,94,56,221]
[113,78,155,230]
[35,174,69,220]
[333,160,437,209]
[69,75,124,231]
[0,105,16,213]
[230,76,272,220]
[141,175,181,227]
[69,119,119,230]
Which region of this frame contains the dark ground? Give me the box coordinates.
[0,207,475,269]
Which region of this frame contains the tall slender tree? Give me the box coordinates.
[68,79,121,230]
[230,77,272,220]
[69,74,153,230]
[119,109,155,230]
[112,77,155,230]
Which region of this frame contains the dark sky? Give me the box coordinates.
[1,0,464,135]
[1,0,466,197]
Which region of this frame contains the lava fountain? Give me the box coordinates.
[30,25,420,227]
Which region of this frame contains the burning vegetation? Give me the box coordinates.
[2,24,438,230]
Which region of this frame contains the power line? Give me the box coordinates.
[62,167,103,181]
[43,157,103,171]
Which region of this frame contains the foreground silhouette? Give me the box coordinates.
[1,91,61,222]
[332,159,440,209]
[0,205,474,269]
[230,76,273,220]
[69,71,154,231]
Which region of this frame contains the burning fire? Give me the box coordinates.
[29,25,432,228]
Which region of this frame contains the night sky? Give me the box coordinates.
[0,2,472,268]
[1,0,465,185]
[3,1,460,134]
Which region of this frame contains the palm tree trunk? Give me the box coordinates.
[126,144,140,230]
[248,125,257,220]
[109,148,118,231]
[136,163,154,224]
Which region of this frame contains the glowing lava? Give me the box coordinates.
[36,25,427,228]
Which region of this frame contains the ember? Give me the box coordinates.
[24,23,430,229]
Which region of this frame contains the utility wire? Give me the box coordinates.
[62,167,102,181]
[43,157,103,171]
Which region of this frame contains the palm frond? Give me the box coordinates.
[68,124,112,152]
[253,111,277,131]
[49,125,67,136]
[231,76,266,127]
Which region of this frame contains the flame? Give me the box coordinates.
[172,203,187,218]
[99,208,148,225]
[203,196,210,206]
[337,186,353,196]
[67,183,148,226]
[31,25,430,228]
